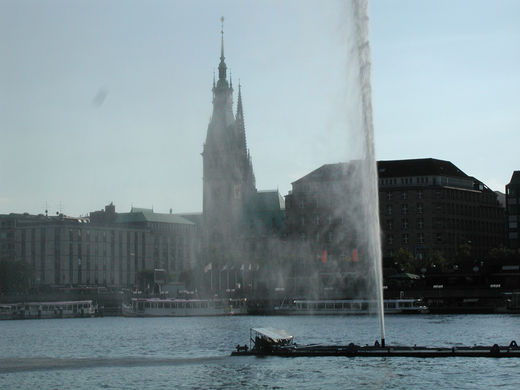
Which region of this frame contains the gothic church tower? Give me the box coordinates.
[202,21,256,268]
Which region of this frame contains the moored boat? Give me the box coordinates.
[274,298,428,315]
[122,297,247,317]
[0,300,97,320]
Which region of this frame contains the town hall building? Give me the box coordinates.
[201,26,285,289]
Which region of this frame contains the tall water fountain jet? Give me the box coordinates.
[346,0,385,346]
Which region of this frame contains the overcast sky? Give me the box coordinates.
[1,0,519,217]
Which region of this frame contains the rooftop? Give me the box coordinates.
[377,158,468,179]
[508,171,520,186]
[115,209,194,225]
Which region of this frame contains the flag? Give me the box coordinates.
[240,264,245,271]
[204,263,212,273]
[321,249,327,263]
[352,249,358,263]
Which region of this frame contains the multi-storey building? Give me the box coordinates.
[506,171,520,249]
[0,203,198,289]
[284,162,360,264]
[378,159,505,263]
[90,204,198,281]
[285,158,506,271]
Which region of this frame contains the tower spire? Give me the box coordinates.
[220,16,225,60]
[236,81,243,120]
[218,16,227,81]
[236,81,247,152]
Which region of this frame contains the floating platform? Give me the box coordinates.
[231,328,520,358]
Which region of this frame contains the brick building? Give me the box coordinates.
[285,158,506,271]
[378,159,505,263]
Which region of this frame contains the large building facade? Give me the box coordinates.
[0,204,197,289]
[285,158,506,273]
[284,163,360,264]
[378,159,505,263]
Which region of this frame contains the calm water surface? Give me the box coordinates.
[1,315,519,389]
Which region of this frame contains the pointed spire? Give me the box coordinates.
[218,16,227,81]
[236,81,243,119]
[236,81,246,152]
[220,16,225,60]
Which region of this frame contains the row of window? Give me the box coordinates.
[14,227,191,245]
[299,215,345,227]
[386,233,425,246]
[386,204,424,216]
[379,176,431,186]
[31,263,141,286]
[298,199,319,209]
[137,301,224,309]
[385,219,424,231]
[385,190,423,201]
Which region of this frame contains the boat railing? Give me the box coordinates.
[283,298,427,313]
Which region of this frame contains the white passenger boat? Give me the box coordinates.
[0,304,18,320]
[0,300,97,320]
[122,297,248,317]
[274,299,428,315]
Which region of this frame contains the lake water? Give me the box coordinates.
[1,314,519,389]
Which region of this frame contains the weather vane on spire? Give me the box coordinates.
[221,16,224,36]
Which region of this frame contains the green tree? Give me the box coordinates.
[424,250,447,272]
[394,248,415,273]
[457,242,472,261]
[488,246,518,261]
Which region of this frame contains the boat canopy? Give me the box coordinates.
[251,327,293,344]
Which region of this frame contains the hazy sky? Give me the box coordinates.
[1,0,519,217]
